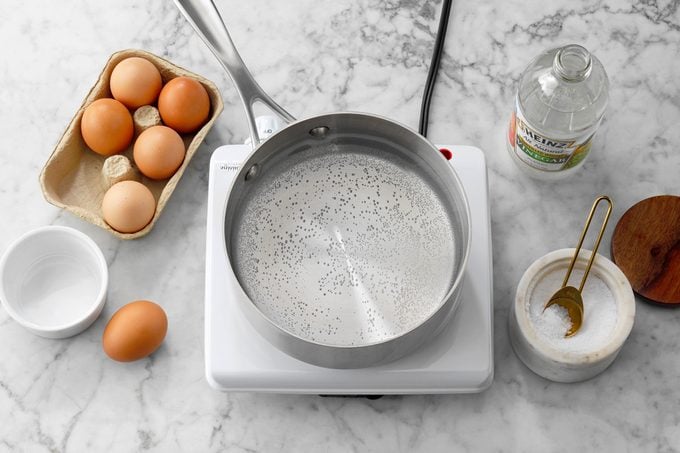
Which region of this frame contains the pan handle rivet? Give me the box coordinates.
[245,164,259,181]
[309,126,330,138]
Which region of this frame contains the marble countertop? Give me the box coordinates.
[1,0,679,451]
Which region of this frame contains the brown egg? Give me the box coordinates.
[110,57,163,109]
[158,76,210,133]
[102,180,156,233]
[81,98,134,156]
[133,125,186,180]
[103,300,168,362]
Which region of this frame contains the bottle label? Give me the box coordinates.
[509,100,594,171]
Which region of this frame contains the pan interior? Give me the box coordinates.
[229,136,459,347]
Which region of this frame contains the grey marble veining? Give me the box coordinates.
[1,0,680,451]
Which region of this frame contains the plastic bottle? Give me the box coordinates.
[507,44,609,179]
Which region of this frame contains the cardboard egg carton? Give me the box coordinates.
[40,49,224,239]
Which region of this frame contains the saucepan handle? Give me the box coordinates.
[174,0,295,145]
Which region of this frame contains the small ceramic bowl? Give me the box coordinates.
[0,226,108,338]
[509,248,635,383]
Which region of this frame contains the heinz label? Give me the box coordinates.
[509,100,594,172]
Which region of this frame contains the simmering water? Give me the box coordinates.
[232,146,457,346]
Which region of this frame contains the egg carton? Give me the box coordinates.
[39,49,224,239]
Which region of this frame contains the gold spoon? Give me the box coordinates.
[544,196,613,337]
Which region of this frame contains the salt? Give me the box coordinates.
[527,266,618,354]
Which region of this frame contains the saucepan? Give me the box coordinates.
[175,0,471,368]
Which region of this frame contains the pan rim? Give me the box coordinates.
[221,111,472,350]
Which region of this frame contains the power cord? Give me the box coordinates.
[418,0,453,137]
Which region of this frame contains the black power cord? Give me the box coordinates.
[418,0,453,137]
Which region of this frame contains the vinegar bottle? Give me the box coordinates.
[507,44,609,179]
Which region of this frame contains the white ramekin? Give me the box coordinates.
[509,248,635,383]
[0,226,108,338]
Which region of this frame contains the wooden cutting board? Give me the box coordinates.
[611,195,680,305]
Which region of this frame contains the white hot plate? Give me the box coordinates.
[205,143,493,394]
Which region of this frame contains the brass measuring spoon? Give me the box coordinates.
[544,196,613,337]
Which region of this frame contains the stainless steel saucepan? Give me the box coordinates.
[175,0,471,368]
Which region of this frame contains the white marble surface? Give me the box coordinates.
[1,0,679,451]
